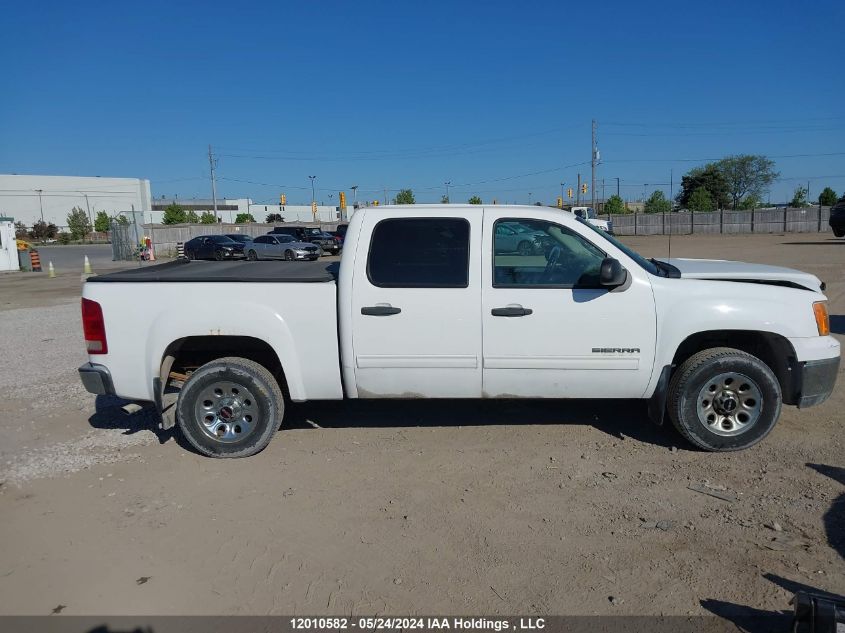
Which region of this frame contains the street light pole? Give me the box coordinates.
[560,182,565,206]
[444,181,451,203]
[309,176,317,221]
[351,185,358,207]
[528,192,533,205]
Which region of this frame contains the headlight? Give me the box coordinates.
[813,302,830,336]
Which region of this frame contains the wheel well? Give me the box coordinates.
[671,330,799,404]
[160,336,289,398]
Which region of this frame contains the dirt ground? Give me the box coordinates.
[0,233,841,618]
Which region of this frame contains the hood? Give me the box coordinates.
[657,258,824,293]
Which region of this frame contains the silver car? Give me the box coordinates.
[246,235,320,261]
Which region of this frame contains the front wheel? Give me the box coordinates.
[176,357,284,458]
[284,250,294,261]
[667,347,782,451]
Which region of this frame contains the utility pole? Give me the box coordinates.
[83,193,92,242]
[444,181,451,203]
[35,189,44,224]
[383,187,388,205]
[576,173,581,205]
[670,170,674,211]
[591,119,598,210]
[208,145,218,216]
[615,177,620,198]
[560,182,565,205]
[528,192,532,205]
[601,179,605,203]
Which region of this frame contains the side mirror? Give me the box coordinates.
[599,257,627,287]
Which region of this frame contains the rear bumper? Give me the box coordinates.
[78,362,115,395]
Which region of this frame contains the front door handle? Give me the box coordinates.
[361,305,402,316]
[491,306,533,317]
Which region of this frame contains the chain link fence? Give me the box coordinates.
[110,210,146,261]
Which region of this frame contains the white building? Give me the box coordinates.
[0,174,151,229]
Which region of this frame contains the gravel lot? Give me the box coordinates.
[0,234,841,618]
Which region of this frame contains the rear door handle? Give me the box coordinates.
[361,305,402,316]
[491,306,533,317]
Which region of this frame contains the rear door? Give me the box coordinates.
[350,211,482,398]
[481,209,657,399]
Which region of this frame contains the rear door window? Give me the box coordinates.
[367,218,470,288]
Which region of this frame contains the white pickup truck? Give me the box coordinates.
[78,205,840,458]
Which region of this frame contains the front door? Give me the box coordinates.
[349,211,483,398]
[481,210,657,399]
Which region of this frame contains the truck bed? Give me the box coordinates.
[88,259,339,283]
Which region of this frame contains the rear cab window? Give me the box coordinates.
[367,218,470,288]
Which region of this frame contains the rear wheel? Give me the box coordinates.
[667,347,781,451]
[247,249,258,261]
[176,357,284,458]
[834,229,844,238]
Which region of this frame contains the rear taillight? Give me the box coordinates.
[81,298,108,354]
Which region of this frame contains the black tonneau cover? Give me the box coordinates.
[87,259,338,283]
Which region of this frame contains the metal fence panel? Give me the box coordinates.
[600,207,831,236]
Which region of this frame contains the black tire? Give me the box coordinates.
[176,357,284,458]
[247,249,258,261]
[214,250,224,261]
[284,250,294,261]
[185,250,194,260]
[833,229,844,238]
[667,347,782,452]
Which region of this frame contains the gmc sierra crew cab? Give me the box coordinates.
[78,205,840,458]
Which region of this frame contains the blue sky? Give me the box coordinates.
[2,0,844,206]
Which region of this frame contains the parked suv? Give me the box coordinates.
[269,226,340,255]
[829,199,845,237]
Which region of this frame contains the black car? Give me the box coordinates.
[184,235,246,260]
[829,200,845,237]
[224,233,254,246]
[269,226,340,255]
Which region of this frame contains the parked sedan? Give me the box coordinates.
[246,234,321,261]
[184,235,246,260]
[224,233,255,246]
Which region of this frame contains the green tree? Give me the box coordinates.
[393,189,415,205]
[57,232,71,245]
[161,203,187,225]
[265,213,284,223]
[30,220,58,240]
[66,206,91,240]
[819,187,838,206]
[94,210,110,233]
[604,194,627,214]
[199,211,218,224]
[738,194,761,210]
[468,196,482,204]
[790,186,809,208]
[644,190,671,214]
[116,215,130,226]
[185,210,199,223]
[687,187,714,212]
[677,164,730,209]
[235,213,256,223]
[441,195,449,204]
[714,154,778,209]
[14,221,28,238]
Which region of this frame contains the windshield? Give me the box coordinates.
[574,216,659,275]
[305,228,322,236]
